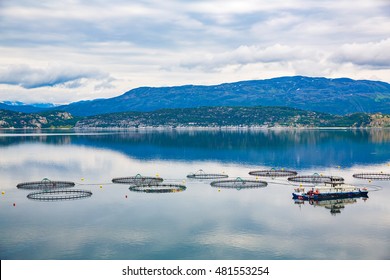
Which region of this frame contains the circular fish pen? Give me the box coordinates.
[249,168,298,177]
[27,189,92,201]
[112,174,163,186]
[187,169,228,179]
[210,177,268,190]
[288,174,344,184]
[17,178,75,190]
[353,173,390,180]
[129,184,186,193]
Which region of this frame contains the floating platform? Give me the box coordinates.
[249,168,297,177]
[129,184,186,193]
[210,177,268,190]
[187,169,228,179]
[353,172,390,180]
[112,174,163,186]
[288,174,344,184]
[17,178,75,190]
[27,189,93,201]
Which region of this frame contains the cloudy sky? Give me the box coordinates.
[0,0,389,104]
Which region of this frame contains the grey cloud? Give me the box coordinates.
[0,64,111,89]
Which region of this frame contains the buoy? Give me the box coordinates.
[338,166,341,169]
[13,203,16,207]
[81,178,84,181]
[1,191,4,195]
[125,195,128,198]
[182,180,186,183]
[256,176,259,180]
[100,185,103,189]
[218,189,221,192]
[156,174,159,177]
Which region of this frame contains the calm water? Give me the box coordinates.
[0,129,389,260]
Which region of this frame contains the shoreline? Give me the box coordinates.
[1,125,390,132]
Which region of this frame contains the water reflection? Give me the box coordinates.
[293,197,368,215]
[1,129,390,168]
[0,130,390,260]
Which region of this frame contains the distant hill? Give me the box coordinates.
[74,106,377,128]
[0,110,78,128]
[0,101,55,113]
[57,76,390,116]
[2,106,390,129]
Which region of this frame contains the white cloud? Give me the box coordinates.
[331,39,390,68]
[0,0,390,104]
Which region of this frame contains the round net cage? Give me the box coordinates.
[27,189,92,201]
[129,184,186,193]
[353,173,390,180]
[210,177,268,190]
[249,168,298,177]
[187,169,229,179]
[16,178,75,190]
[112,174,164,186]
[288,174,344,184]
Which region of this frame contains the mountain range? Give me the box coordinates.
[2,76,390,116]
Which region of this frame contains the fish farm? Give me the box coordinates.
[112,174,164,186]
[27,189,93,201]
[129,184,187,193]
[16,178,75,190]
[288,174,345,184]
[352,173,390,180]
[187,169,229,179]
[210,177,268,189]
[249,169,298,177]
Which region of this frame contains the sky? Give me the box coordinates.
[0,0,390,104]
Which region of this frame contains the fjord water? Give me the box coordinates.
[0,129,389,260]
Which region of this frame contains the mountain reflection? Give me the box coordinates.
[1,129,390,168]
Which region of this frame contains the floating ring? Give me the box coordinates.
[210,177,268,189]
[353,173,390,180]
[249,169,298,177]
[288,174,344,184]
[129,184,186,193]
[112,174,163,186]
[187,169,228,179]
[27,189,92,201]
[17,178,75,190]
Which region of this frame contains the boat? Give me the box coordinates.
[292,178,368,201]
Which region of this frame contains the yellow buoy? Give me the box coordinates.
[81,178,84,181]
[218,189,221,192]
[1,191,5,195]
[100,185,103,188]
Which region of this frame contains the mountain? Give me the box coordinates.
[0,101,56,113]
[57,76,390,116]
